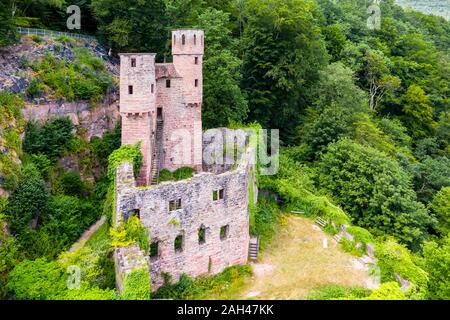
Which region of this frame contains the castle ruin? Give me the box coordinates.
[114,29,256,291]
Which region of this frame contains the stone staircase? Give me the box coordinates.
[249,236,260,261]
[151,119,163,185]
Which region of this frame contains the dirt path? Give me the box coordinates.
[240,216,376,299]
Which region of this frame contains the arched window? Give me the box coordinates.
[182,34,186,45]
[194,34,197,45]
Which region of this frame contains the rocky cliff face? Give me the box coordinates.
[0,35,119,94]
[22,94,120,140]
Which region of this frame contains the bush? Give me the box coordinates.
[154,265,252,300]
[121,269,151,300]
[375,239,428,299]
[52,170,91,197]
[158,169,173,182]
[7,258,67,300]
[107,143,143,180]
[422,236,450,300]
[173,167,195,181]
[23,118,74,161]
[308,285,370,300]
[365,282,406,300]
[6,164,49,237]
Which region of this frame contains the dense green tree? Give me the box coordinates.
[402,84,436,138]
[0,0,17,46]
[23,117,73,161]
[196,8,248,128]
[317,139,435,249]
[0,234,22,299]
[413,156,450,204]
[91,0,167,55]
[422,236,450,300]
[6,258,67,300]
[241,0,328,144]
[6,164,49,238]
[429,187,450,236]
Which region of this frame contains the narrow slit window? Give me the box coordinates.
[198,226,206,244]
[174,235,183,252]
[218,189,224,200]
[220,225,229,240]
[150,241,159,258]
[131,58,136,67]
[182,34,186,45]
[128,85,133,94]
[212,190,218,201]
[166,79,171,88]
[195,79,198,87]
[194,34,197,45]
[195,57,198,65]
[173,35,176,45]
[151,83,154,93]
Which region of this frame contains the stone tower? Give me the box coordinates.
[119,29,204,186]
[160,29,204,172]
[119,53,156,186]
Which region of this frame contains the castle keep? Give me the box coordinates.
[115,29,256,291]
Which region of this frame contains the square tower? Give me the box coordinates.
[119,53,157,186]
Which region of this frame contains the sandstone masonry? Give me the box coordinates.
[115,29,254,292]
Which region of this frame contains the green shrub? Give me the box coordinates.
[154,265,252,300]
[6,164,49,237]
[173,167,195,181]
[31,35,43,44]
[107,143,143,180]
[121,269,151,300]
[51,170,91,197]
[365,282,406,300]
[23,117,74,161]
[6,258,67,300]
[375,239,428,299]
[308,285,370,300]
[158,169,173,182]
[422,236,450,300]
[30,52,112,102]
[26,78,45,99]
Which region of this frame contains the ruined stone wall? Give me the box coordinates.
[115,147,254,291]
[114,244,149,293]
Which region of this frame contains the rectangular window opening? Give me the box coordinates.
[131,208,140,219]
[128,85,133,95]
[131,58,136,67]
[174,235,183,252]
[151,83,154,93]
[166,79,171,88]
[169,198,182,211]
[150,241,159,258]
[195,79,198,87]
[220,225,229,240]
[198,227,206,245]
[195,57,199,65]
